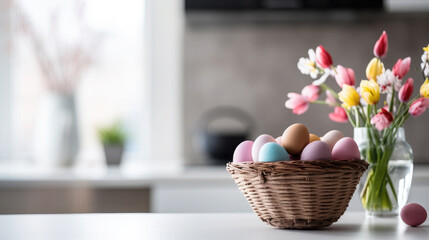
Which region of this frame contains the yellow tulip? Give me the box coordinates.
[366,58,384,80]
[421,78,429,98]
[360,80,380,105]
[423,44,429,53]
[341,103,352,111]
[339,85,360,107]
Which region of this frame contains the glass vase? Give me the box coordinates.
[354,127,413,217]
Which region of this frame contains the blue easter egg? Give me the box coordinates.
[258,142,290,162]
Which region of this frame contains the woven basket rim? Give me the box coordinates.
[228,158,367,165]
[227,159,368,173]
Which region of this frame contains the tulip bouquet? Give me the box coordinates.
[286,31,429,214]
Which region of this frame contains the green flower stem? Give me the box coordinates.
[311,100,340,106]
[356,105,367,127]
[389,88,395,113]
[387,168,398,202]
[407,96,420,108]
[361,125,399,212]
[396,102,404,119]
[345,108,356,127]
[366,105,372,127]
[354,107,360,127]
[320,83,339,99]
[364,147,394,211]
[331,65,338,75]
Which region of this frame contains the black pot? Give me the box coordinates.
[197,107,255,165]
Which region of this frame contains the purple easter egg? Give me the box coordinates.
[300,141,331,161]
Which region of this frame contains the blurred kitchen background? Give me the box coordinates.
[0,0,428,214]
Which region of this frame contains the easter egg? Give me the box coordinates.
[401,203,427,227]
[309,133,321,143]
[258,142,289,162]
[331,137,360,160]
[321,130,344,150]
[252,134,276,162]
[300,141,331,161]
[233,141,254,163]
[275,136,282,145]
[281,123,309,155]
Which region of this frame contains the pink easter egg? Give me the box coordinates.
[401,203,427,227]
[275,136,282,145]
[332,137,361,160]
[233,141,254,163]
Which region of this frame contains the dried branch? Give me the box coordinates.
[9,0,103,94]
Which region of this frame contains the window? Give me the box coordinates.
[0,0,184,166]
[9,0,146,165]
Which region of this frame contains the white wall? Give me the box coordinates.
[0,0,11,161]
[145,0,184,164]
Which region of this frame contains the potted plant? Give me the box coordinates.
[98,123,126,166]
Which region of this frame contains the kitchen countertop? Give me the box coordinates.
[0,212,427,240]
[0,164,428,188]
[0,164,233,188]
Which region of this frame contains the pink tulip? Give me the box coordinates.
[409,97,429,117]
[371,108,393,131]
[382,105,389,111]
[335,65,355,88]
[301,85,320,102]
[325,90,337,106]
[329,107,348,123]
[286,85,322,115]
[285,93,309,115]
[398,78,414,102]
[374,31,388,58]
[316,45,333,69]
[393,57,411,79]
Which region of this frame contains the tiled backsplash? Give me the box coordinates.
[184,13,429,164]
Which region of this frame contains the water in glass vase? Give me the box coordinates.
[354,127,413,217]
[359,160,413,216]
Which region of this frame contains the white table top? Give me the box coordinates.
[0,212,427,240]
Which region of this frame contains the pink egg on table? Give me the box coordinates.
[252,134,276,162]
[300,141,331,161]
[233,141,254,163]
[275,136,282,145]
[332,137,360,160]
[401,203,427,227]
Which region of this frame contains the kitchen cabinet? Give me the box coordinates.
[0,164,428,214]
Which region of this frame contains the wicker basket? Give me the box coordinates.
[226,159,368,229]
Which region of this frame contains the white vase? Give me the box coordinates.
[34,93,79,167]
